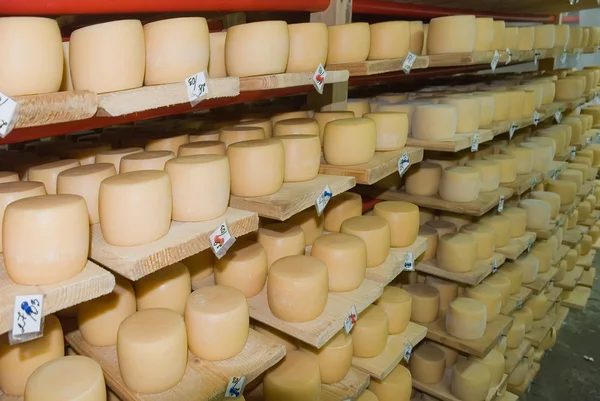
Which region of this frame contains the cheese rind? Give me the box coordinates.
[465,284,501,322]
[119,150,176,173]
[327,23,371,64]
[28,159,81,195]
[324,192,362,233]
[300,330,353,384]
[287,22,328,73]
[437,233,477,273]
[368,364,412,401]
[451,360,491,401]
[373,201,419,247]
[376,286,412,334]
[352,305,388,358]
[460,223,495,260]
[474,18,494,51]
[258,223,305,268]
[95,147,143,173]
[427,16,477,54]
[228,139,284,197]
[506,320,525,349]
[479,215,510,248]
[500,146,534,174]
[404,284,440,324]
[323,118,376,166]
[419,225,438,262]
[424,276,458,315]
[439,97,481,133]
[470,349,505,388]
[264,351,321,401]
[0,181,46,253]
[410,343,446,384]
[208,31,227,78]
[287,208,324,246]
[465,160,500,192]
[439,166,481,203]
[483,274,511,306]
[512,306,533,332]
[502,207,527,237]
[546,179,577,205]
[340,216,391,267]
[515,253,539,284]
[446,297,487,340]
[518,199,551,230]
[278,135,321,182]
[134,262,191,315]
[530,191,561,218]
[214,240,268,298]
[363,112,409,151]
[313,112,355,144]
[412,105,458,140]
[368,21,410,60]
[311,233,367,292]
[405,162,442,196]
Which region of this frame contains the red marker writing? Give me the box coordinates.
[349,313,357,324]
[315,74,325,83]
[214,234,225,245]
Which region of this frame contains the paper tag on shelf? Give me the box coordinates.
[315,185,333,216]
[505,48,512,65]
[531,177,537,190]
[571,148,577,160]
[552,169,559,180]
[509,123,518,139]
[0,92,18,138]
[210,221,236,259]
[517,299,524,309]
[10,295,44,345]
[596,132,600,142]
[492,258,499,273]
[498,333,506,344]
[402,52,418,74]
[533,111,541,126]
[404,252,414,272]
[527,239,533,252]
[397,152,410,176]
[534,50,541,66]
[403,342,413,363]
[577,105,583,114]
[498,196,505,212]
[471,133,480,152]
[312,64,327,94]
[185,71,209,107]
[576,50,582,60]
[555,110,563,123]
[491,50,500,72]
[548,281,554,291]
[225,376,245,398]
[561,48,568,64]
[344,305,358,334]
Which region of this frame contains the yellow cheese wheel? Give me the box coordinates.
[0,181,46,253]
[410,343,446,384]
[28,159,81,195]
[273,118,319,137]
[497,263,523,294]
[177,141,226,157]
[465,283,502,322]
[405,162,442,196]
[327,23,370,64]
[95,147,143,173]
[519,199,551,230]
[555,78,585,101]
[228,139,284,197]
[519,142,553,172]
[581,234,592,255]
[517,26,535,50]
[313,111,354,144]
[404,284,440,323]
[547,179,577,205]
[345,99,371,117]
[364,112,409,151]
[437,233,477,272]
[134,262,191,314]
[368,364,412,401]
[429,342,459,368]
[491,21,506,50]
[424,276,458,315]
[506,320,525,349]
[446,297,487,340]
[287,208,324,246]
[373,201,419,247]
[208,31,227,78]
[488,91,511,122]
[439,97,481,133]
[323,192,362,233]
[352,304,388,357]
[258,223,305,268]
[412,104,458,140]
[409,21,425,55]
[312,233,367,292]
[215,240,268,298]
[264,351,321,401]
[427,15,477,54]
[368,21,410,60]
[482,154,517,183]
[509,359,528,386]
[278,135,321,182]
[539,327,557,351]
[479,215,510,248]
[465,160,500,192]
[439,166,481,202]
[505,27,519,49]
[376,286,412,334]
[301,330,352,384]
[499,146,534,174]
[460,223,496,260]
[501,207,527,238]
[530,191,561,218]
[471,349,505,387]
[537,129,567,153]
[555,24,570,48]
[119,150,175,173]
[512,306,534,332]
[505,90,526,120]
[515,253,539,284]
[418,225,438,262]
[524,293,547,320]
[483,274,511,306]
[286,22,327,73]
[340,216,391,267]
[419,208,436,225]
[323,118,376,166]
[473,18,494,51]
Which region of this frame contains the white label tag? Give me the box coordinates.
[210,221,236,259]
[403,342,413,362]
[596,132,600,142]
[498,196,505,212]
[498,333,506,344]
[344,305,358,333]
[491,50,500,72]
[402,52,418,74]
[561,48,568,64]
[397,152,410,176]
[555,110,563,123]
[534,50,541,66]
[11,295,44,343]
[531,177,537,190]
[505,48,512,65]
[315,185,333,216]
[552,169,559,180]
[548,281,554,291]
[533,111,541,126]
[577,105,583,114]
[471,133,480,152]
[571,148,577,160]
[492,258,499,273]
[404,252,414,272]
[509,123,518,139]
[0,93,18,138]
[517,299,524,309]
[225,376,245,398]
[312,64,327,94]
[576,50,581,60]
[185,71,209,106]
[527,239,533,252]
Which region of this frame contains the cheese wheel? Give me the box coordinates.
[95,148,143,173]
[0,315,64,396]
[219,126,265,148]
[488,91,511,121]
[483,274,511,306]
[446,297,487,340]
[439,166,481,202]
[119,150,175,173]
[482,154,517,183]
[143,17,209,85]
[345,100,371,117]
[301,330,352,384]
[278,135,321,182]
[70,20,145,93]
[499,146,535,174]
[524,293,547,320]
[429,342,459,368]
[409,21,425,55]
[404,284,440,324]
[512,306,534,332]
[504,27,518,49]
[517,26,534,51]
[491,21,506,50]
[504,90,526,121]
[287,208,324,246]
[99,171,172,246]
[465,283,501,322]
[340,216,391,267]
[117,309,187,393]
[567,210,578,229]
[555,78,585,101]
[537,129,567,152]
[352,305,388,358]
[236,118,273,139]
[530,191,561,218]
[323,192,362,233]
[268,255,328,322]
[509,359,528,386]
[368,364,412,401]
[323,118,376,166]
[546,179,577,205]
[473,18,494,51]
[420,208,436,225]
[264,351,321,401]
[533,24,555,49]
[565,249,577,272]
[531,242,553,273]
[501,207,527,238]
[376,286,412,334]
[225,21,289,77]
[208,31,227,78]
[439,97,481,133]
[460,223,495,260]
[581,234,592,255]
[424,276,458,314]
[506,320,525,349]
[4,195,88,285]
[311,233,367,292]
[214,240,268,298]
[0,172,18,184]
[515,253,539,284]
[518,199,551,230]
[368,21,410,60]
[287,22,327,73]
[181,250,213,283]
[497,263,523,294]
[228,139,284,197]
[578,201,592,222]
[426,219,457,238]
[555,24,570,48]
[177,141,226,157]
[257,223,305,268]
[519,142,552,172]
[527,136,556,157]
[479,215,510,248]
[0,181,46,252]
[437,232,478,272]
[313,111,355,144]
[357,390,379,401]
[558,169,583,191]
[78,275,136,347]
[327,22,370,64]
[363,112,409,151]
[539,327,557,351]
[418,226,438,262]
[28,159,81,194]
[590,226,600,243]
[472,349,505,388]
[410,343,445,384]
[438,211,473,230]
[427,16,477,54]
[405,162,442,196]
[465,160,500,192]
[373,201,419,247]
[412,105,458,140]
[273,118,319,137]
[134,262,191,314]
[255,322,298,352]
[24,355,105,401]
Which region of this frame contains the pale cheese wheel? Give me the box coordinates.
[439,97,481,133]
[99,171,172,246]
[143,17,209,85]
[258,223,305,268]
[208,32,227,78]
[501,207,527,237]
[236,118,272,139]
[376,101,426,133]
[264,351,321,401]
[530,242,553,273]
[0,315,64,396]
[427,16,477,54]
[465,160,500,192]
[465,283,501,322]
[368,21,410,60]
[438,211,473,230]
[534,24,556,49]
[429,342,459,368]
[364,112,409,150]
[491,21,506,50]
[327,23,370,64]
[483,274,511,306]
[323,192,362,233]
[287,208,324,246]
[426,219,457,238]
[228,139,284,197]
[376,286,412,334]
[439,166,481,202]
[313,111,355,144]
[500,146,534,174]
[409,21,425,55]
[268,255,328,322]
[555,78,585,101]
[301,330,352,384]
[581,234,592,255]
[524,293,547,320]
[287,22,327,73]
[117,309,187,394]
[312,233,367,292]
[340,216,391,267]
[437,232,478,272]
[460,223,495,260]
[578,201,592,222]
[119,150,175,173]
[0,181,46,252]
[512,306,534,332]
[405,162,442,196]
[505,90,526,121]
[546,179,577,205]
[70,20,145,93]
[177,141,226,157]
[472,349,505,388]
[474,18,494,51]
[488,91,511,121]
[28,159,81,194]
[446,297,487,340]
[517,26,534,51]
[0,171,18,184]
[483,154,517,183]
[368,364,412,401]
[418,226,438,262]
[345,100,371,117]
[255,322,298,352]
[562,166,586,187]
[214,240,268,298]
[518,199,551,230]
[509,359,528,386]
[424,276,458,314]
[539,327,557,351]
[134,262,191,314]
[373,201,419,247]
[278,135,321,182]
[527,136,556,157]
[591,226,600,243]
[412,104,458,140]
[565,249,578,271]
[506,320,525,349]
[530,191,561,218]
[323,118,376,165]
[95,147,143,173]
[479,215,510,248]
[404,284,440,323]
[515,253,539,284]
[505,27,519,49]
[518,142,552,172]
[497,263,523,294]
[410,343,445,384]
[219,126,265,148]
[568,210,578,229]
[4,195,89,285]
[352,305,388,357]
[225,21,289,77]
[555,24,570,48]
[273,118,319,137]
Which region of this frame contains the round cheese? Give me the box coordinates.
[313,111,355,144]
[28,159,81,195]
[182,250,213,282]
[376,286,412,334]
[472,349,505,388]
[225,21,289,77]
[517,26,534,50]
[0,315,64,396]
[323,118,376,166]
[352,305,388,358]
[539,327,557,351]
[257,223,305,268]
[459,222,496,262]
[524,293,547,320]
[0,182,46,252]
[312,233,367,292]
[364,112,409,151]
[219,126,265,148]
[531,241,553,273]
[255,322,298,352]
[427,16,477,54]
[99,171,172,246]
[264,350,321,401]
[236,118,273,139]
[369,21,410,60]
[547,179,577,205]
[430,342,459,368]
[345,100,371,117]
[273,118,319,137]
[327,23,370,64]
[439,211,473,230]
[518,199,551,230]
[278,135,321,182]
[287,22,327,73]
[504,27,519,49]
[561,167,585,189]
[410,343,445,384]
[537,129,567,152]
[465,283,502,322]
[287,208,324,246]
[567,210,578,229]
[368,364,412,401]
[565,249,578,272]
[358,390,379,401]
[518,142,553,172]
[70,20,145,93]
[530,191,561,218]
[418,225,439,262]
[426,219,457,238]
[228,139,284,197]
[117,309,187,394]
[482,154,517,183]
[340,216,391,267]
[527,136,556,157]
[439,97,481,133]
[533,24,556,49]
[501,207,527,238]
[134,262,191,315]
[590,225,600,243]
[177,141,226,157]
[555,24,570,48]
[404,284,440,324]
[409,21,425,55]
[500,146,534,174]
[424,276,458,315]
[95,147,143,172]
[119,150,175,173]
[412,105,458,140]
[512,306,534,332]
[208,31,227,78]
[483,274,511,306]
[446,297,487,340]
[324,192,362,233]
[479,215,510,248]
[504,90,526,121]
[506,319,526,350]
[143,17,209,85]
[497,263,523,294]
[405,162,442,196]
[515,253,539,284]
[555,78,585,101]
[509,359,528,386]
[465,160,500,192]
[214,240,268,298]
[487,91,511,122]
[373,201,419,247]
[578,201,592,222]
[474,18,494,51]
[491,21,506,50]
[0,172,18,184]
[581,234,592,255]
[439,166,481,202]
[301,330,352,384]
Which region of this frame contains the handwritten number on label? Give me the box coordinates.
[185,71,209,106]
[225,376,245,398]
[0,93,18,138]
[344,305,358,333]
[402,52,418,74]
[312,64,327,94]
[210,222,236,259]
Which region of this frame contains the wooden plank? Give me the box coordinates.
[559,198,580,215]
[507,363,540,397]
[504,340,532,375]
[533,347,545,363]
[498,392,520,401]
[416,253,506,286]
[561,285,592,310]
[556,245,570,264]
[554,266,584,290]
[523,266,558,295]
[501,287,533,316]
[593,238,600,251]
[413,367,507,401]
[97,78,239,117]
[405,129,494,152]
[90,208,258,281]
[577,181,595,200]
[14,90,98,128]
[528,215,563,240]
[576,250,596,269]
[495,232,536,261]
[500,172,544,196]
[423,314,513,358]
[579,267,595,288]
[326,56,428,76]
[525,313,558,347]
[545,286,563,306]
[553,306,570,330]
[0,257,115,336]
[352,322,427,381]
[66,329,286,401]
[562,228,584,247]
[319,147,424,185]
[359,186,514,217]
[364,237,428,285]
[229,175,356,221]
[580,211,600,227]
[239,70,349,91]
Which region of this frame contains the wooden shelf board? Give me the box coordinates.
[90,208,258,281]
[423,314,513,358]
[239,70,348,91]
[554,146,576,162]
[413,367,507,401]
[365,237,428,286]
[559,198,580,215]
[500,172,544,196]
[562,227,584,247]
[352,322,427,381]
[580,212,600,227]
[416,253,506,286]
[230,175,355,221]
[577,182,595,200]
[561,285,592,310]
[319,147,424,185]
[523,266,558,294]
[495,232,536,261]
[502,287,533,316]
[507,363,540,397]
[505,340,532,376]
[553,306,570,330]
[579,267,596,288]
[405,129,494,152]
[321,368,371,401]
[0,257,114,335]
[426,50,511,68]
[97,78,239,117]
[66,328,286,401]
[530,214,566,240]
[556,244,570,265]
[326,56,428,76]
[545,286,563,306]
[592,238,600,251]
[498,391,520,401]
[533,347,545,363]
[525,313,558,347]
[14,90,98,129]
[576,250,596,269]
[554,266,584,290]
